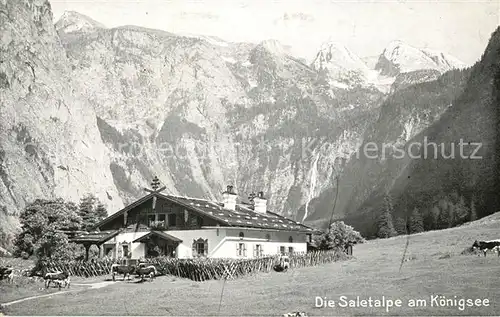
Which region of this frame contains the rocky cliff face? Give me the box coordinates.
[303,67,470,230]
[56,12,387,220]
[307,28,499,236]
[375,41,467,77]
[0,0,123,236]
[0,1,471,243]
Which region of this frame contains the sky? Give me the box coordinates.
[50,0,499,65]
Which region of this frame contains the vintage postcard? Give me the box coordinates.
[0,0,499,316]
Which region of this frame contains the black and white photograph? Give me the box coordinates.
[0,0,499,315]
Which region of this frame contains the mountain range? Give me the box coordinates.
[1,1,494,244]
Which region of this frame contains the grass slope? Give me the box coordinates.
[2,213,500,316]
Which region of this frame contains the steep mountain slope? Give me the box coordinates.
[55,10,105,34]
[311,42,371,87]
[0,0,124,234]
[0,1,479,245]
[376,41,466,77]
[386,27,500,230]
[56,12,386,219]
[307,28,498,236]
[304,67,470,231]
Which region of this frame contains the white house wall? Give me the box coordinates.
[103,231,148,259]
[222,228,307,258]
[167,229,226,259]
[101,229,308,260]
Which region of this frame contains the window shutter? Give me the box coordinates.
[192,240,197,257]
[253,245,257,257]
[243,244,247,257]
[277,246,280,254]
[236,243,239,256]
[203,239,208,256]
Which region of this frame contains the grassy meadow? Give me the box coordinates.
[1,213,500,316]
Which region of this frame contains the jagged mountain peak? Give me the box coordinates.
[312,41,369,72]
[55,10,106,34]
[376,40,466,76]
[254,39,290,57]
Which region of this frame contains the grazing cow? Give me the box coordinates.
[136,264,157,282]
[0,266,14,284]
[273,256,290,272]
[44,271,70,290]
[110,264,136,281]
[493,246,500,257]
[283,312,308,317]
[472,240,500,257]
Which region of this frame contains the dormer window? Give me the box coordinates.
[239,232,244,240]
[288,236,293,243]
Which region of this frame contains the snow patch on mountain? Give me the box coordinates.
[55,11,105,34]
[313,42,369,72]
[376,40,466,76]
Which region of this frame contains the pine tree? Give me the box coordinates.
[377,193,397,238]
[470,199,478,221]
[437,205,450,229]
[430,206,440,229]
[409,208,424,233]
[78,194,108,231]
[95,203,108,220]
[394,217,407,235]
[454,196,469,225]
[447,200,456,228]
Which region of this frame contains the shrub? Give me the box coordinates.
[315,221,365,250]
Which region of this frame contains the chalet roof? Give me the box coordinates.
[70,230,121,244]
[166,194,319,233]
[133,231,182,243]
[95,192,321,234]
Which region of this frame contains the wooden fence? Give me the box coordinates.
[43,250,348,281]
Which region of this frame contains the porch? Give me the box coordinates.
[133,231,183,258]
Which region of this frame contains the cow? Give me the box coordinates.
[472,240,500,257]
[283,312,308,317]
[273,255,290,272]
[136,264,157,282]
[0,266,14,284]
[44,271,70,290]
[110,264,136,281]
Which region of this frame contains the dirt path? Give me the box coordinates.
[0,281,115,307]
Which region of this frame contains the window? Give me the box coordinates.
[192,238,208,257]
[104,246,114,257]
[279,246,285,255]
[288,247,294,254]
[168,213,177,227]
[147,214,156,226]
[237,243,247,257]
[166,245,176,257]
[288,236,293,243]
[122,245,129,258]
[196,242,205,255]
[254,244,263,257]
[148,214,166,229]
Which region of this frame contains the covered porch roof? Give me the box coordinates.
[133,230,183,243]
[70,230,121,245]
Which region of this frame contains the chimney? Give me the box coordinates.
[222,185,237,210]
[253,191,267,214]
